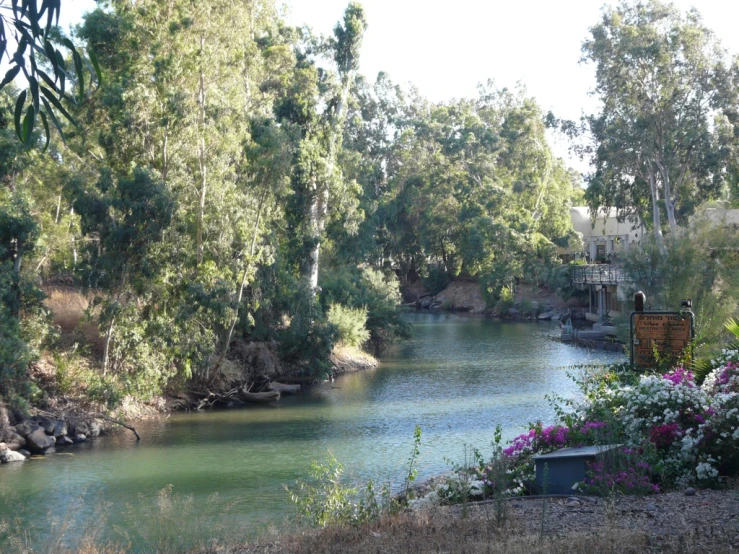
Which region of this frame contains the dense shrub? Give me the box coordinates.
[0,309,37,410]
[327,304,370,347]
[278,296,337,378]
[320,266,410,351]
[422,266,450,296]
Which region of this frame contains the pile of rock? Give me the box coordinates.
[0,416,99,463]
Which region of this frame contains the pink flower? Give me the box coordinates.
[662,368,695,387]
[649,423,683,448]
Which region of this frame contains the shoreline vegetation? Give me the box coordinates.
[0,275,572,464]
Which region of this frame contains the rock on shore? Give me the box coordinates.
[0,443,27,463]
[0,413,93,463]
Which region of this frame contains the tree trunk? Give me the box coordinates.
[196,35,207,268]
[102,317,115,377]
[305,80,351,297]
[211,190,268,377]
[307,177,322,295]
[648,164,665,246]
[162,123,169,182]
[13,249,21,275]
[656,161,678,231]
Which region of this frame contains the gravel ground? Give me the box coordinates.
[450,488,739,552]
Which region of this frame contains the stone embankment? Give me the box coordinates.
[0,414,100,463]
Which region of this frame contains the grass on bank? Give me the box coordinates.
[1,503,732,554]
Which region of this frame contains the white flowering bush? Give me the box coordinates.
[701,349,739,395]
[617,373,710,440]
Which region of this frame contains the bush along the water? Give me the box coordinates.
[409,344,739,508]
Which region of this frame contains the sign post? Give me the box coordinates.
[630,293,695,369]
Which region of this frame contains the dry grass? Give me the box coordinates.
[43,287,105,354]
[217,508,717,554]
[44,288,89,333]
[4,497,738,554]
[330,345,378,375]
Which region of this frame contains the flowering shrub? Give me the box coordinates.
[583,448,659,495]
[616,373,710,439]
[702,355,739,395]
[662,367,695,387]
[423,346,739,507]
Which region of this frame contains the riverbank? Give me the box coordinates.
[0,341,378,462]
[404,279,584,320]
[231,487,739,553]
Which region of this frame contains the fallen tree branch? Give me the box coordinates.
[93,413,141,441]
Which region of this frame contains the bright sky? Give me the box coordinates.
[49,0,739,171]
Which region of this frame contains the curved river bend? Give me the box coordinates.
[0,314,622,548]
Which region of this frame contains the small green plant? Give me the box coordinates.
[289,453,358,528]
[403,425,422,501]
[494,286,515,315]
[518,299,534,317]
[288,453,395,528]
[487,425,511,527]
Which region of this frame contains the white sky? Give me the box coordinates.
[46,1,739,171]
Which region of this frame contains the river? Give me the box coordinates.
[0,314,622,550]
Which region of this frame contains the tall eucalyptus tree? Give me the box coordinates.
[582,0,738,244]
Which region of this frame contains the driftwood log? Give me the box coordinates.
[268,381,301,394]
[239,388,280,403]
[94,414,141,441]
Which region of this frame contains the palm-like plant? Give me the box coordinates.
[693,318,739,383]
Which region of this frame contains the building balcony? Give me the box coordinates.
[571,265,625,286]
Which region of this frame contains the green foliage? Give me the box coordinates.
[542,261,588,302]
[583,0,736,235]
[0,307,36,410]
[278,297,337,378]
[621,216,739,356]
[0,192,51,408]
[327,304,370,348]
[403,424,422,501]
[519,299,537,317]
[493,285,515,314]
[0,0,603,409]
[0,1,100,149]
[320,266,410,351]
[422,266,450,296]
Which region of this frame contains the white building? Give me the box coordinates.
[566,207,645,262]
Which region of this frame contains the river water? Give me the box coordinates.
[0,314,622,549]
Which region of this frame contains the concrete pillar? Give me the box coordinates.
[589,286,593,314]
[589,239,597,261]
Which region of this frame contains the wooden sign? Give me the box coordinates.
[630,311,694,368]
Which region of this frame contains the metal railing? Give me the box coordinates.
[571,265,625,285]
